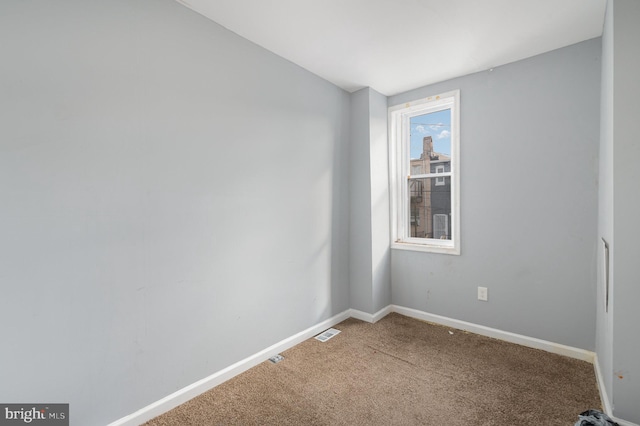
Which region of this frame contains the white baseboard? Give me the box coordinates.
[107,309,351,426]
[390,305,595,363]
[594,354,613,415]
[349,305,392,323]
[391,306,640,426]
[594,358,640,426]
[111,304,633,426]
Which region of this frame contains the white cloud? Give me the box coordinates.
[415,125,426,134]
[437,130,451,139]
[430,123,444,131]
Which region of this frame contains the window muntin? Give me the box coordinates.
[389,90,460,254]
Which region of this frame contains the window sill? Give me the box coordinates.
[391,241,460,255]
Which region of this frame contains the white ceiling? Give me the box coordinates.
[177,0,606,96]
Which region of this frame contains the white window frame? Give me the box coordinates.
[388,90,460,255]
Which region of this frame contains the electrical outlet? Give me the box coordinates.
[478,286,488,301]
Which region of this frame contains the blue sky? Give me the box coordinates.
[410,109,451,159]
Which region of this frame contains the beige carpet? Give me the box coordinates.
[145,313,601,425]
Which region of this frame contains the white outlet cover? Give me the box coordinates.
[478,287,488,301]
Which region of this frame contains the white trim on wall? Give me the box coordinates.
[391,305,594,362]
[111,304,638,426]
[594,354,613,415]
[391,306,640,425]
[349,306,393,323]
[594,355,640,425]
[107,309,351,426]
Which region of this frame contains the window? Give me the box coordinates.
[435,165,445,186]
[388,90,460,254]
[433,214,448,239]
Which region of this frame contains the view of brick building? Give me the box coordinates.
[409,136,451,239]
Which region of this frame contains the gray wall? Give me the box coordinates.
[349,89,374,312]
[0,1,351,424]
[596,0,615,414]
[388,39,601,350]
[612,0,640,417]
[368,89,391,313]
[597,0,640,422]
[1,0,628,423]
[349,88,391,314]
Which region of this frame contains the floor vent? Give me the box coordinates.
[269,354,284,364]
[315,328,341,342]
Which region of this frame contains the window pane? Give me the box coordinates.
[407,177,451,240]
[410,109,452,171]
